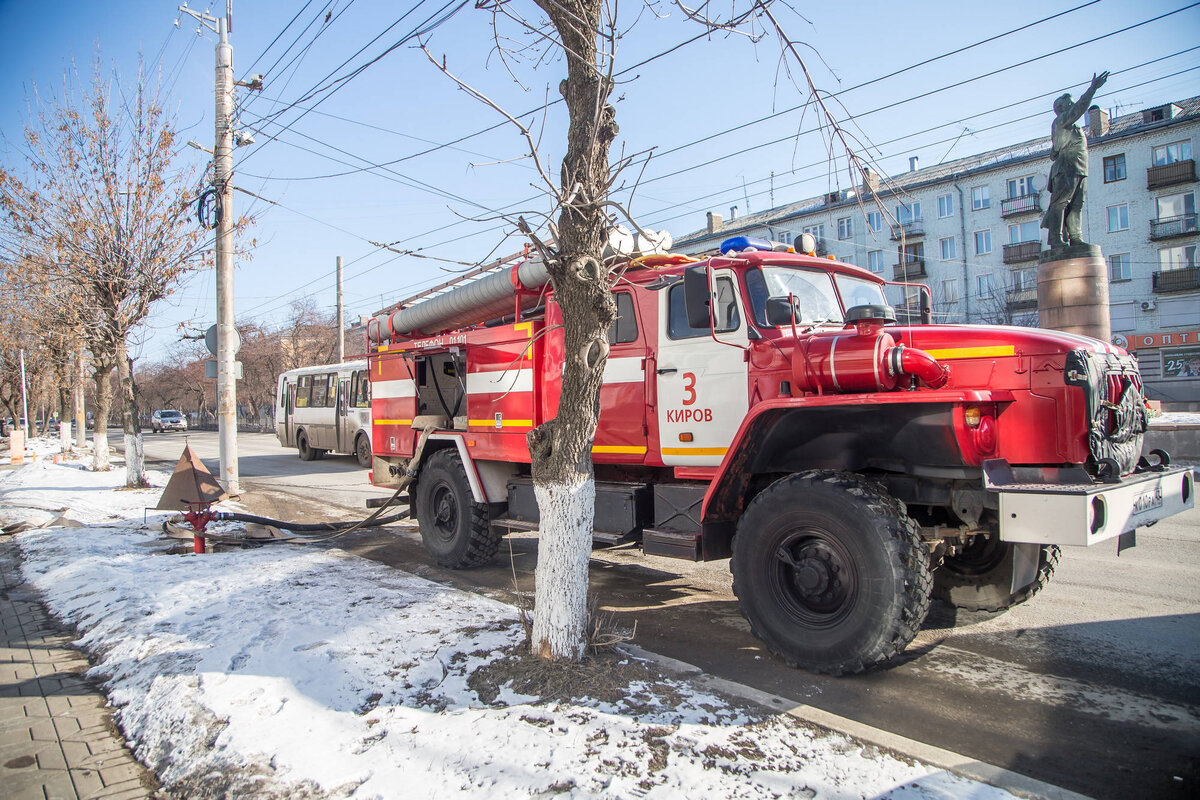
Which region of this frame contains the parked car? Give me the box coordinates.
[151,409,188,433]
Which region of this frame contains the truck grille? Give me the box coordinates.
[1065,350,1149,476]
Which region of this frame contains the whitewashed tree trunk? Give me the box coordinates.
[92,425,109,470]
[58,421,71,451]
[91,364,113,471]
[123,432,146,487]
[531,477,596,660]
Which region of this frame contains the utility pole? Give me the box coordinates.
[180,1,260,495]
[214,12,238,495]
[336,256,345,363]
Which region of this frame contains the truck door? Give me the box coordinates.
[595,290,648,463]
[655,270,749,466]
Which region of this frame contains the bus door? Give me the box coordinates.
[285,384,296,445]
[337,377,351,452]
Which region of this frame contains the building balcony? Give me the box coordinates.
[889,220,924,241]
[1149,213,1198,240]
[1152,266,1200,293]
[1006,287,1037,310]
[893,259,926,279]
[1002,240,1042,264]
[1147,159,1196,189]
[1000,193,1042,218]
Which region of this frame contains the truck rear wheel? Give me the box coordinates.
[731,471,932,675]
[415,448,499,569]
[933,539,1059,612]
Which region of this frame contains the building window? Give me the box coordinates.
[899,242,925,268]
[974,230,992,255]
[1107,204,1129,233]
[1156,191,1196,220]
[842,253,856,266]
[1104,154,1126,182]
[977,274,995,297]
[837,217,853,240]
[942,279,959,302]
[939,236,956,261]
[867,211,883,233]
[1006,175,1036,198]
[867,250,884,273]
[1159,244,1197,270]
[896,202,921,224]
[1153,140,1193,166]
[1012,267,1037,291]
[971,186,990,210]
[937,193,954,218]
[802,223,825,241]
[1008,221,1039,244]
[1109,253,1131,282]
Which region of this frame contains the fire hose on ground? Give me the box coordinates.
[163,427,436,549]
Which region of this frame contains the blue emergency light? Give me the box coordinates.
[720,236,794,255]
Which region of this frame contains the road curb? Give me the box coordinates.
[621,644,1093,800]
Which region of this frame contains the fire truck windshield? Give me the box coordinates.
[747,266,883,327]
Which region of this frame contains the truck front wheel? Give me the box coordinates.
[414,448,499,569]
[731,471,932,675]
[933,539,1059,612]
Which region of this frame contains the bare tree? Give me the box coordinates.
[0,58,208,483]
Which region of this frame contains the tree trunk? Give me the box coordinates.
[91,365,113,470]
[74,341,86,449]
[115,338,148,487]
[527,0,619,661]
[58,386,71,450]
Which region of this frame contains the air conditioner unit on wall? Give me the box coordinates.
[1141,300,1158,311]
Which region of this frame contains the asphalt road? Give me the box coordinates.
[133,429,1200,800]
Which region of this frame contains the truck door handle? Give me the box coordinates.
[656,368,677,374]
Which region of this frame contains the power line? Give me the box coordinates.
[239,0,465,164]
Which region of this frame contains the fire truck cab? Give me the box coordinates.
[366,237,1194,675]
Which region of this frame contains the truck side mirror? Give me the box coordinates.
[765,296,801,327]
[683,265,712,329]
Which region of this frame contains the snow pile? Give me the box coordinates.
[6,459,1013,799]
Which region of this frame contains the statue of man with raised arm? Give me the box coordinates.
[1041,71,1109,249]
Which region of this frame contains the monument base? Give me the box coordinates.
[1037,244,1110,342]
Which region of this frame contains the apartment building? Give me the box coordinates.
[674,96,1199,402]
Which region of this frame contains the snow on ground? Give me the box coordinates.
[2,456,1016,800]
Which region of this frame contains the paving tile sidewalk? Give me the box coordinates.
[0,534,157,799]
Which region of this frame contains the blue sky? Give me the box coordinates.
[1,0,1198,364]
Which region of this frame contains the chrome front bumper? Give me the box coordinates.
[983,459,1195,546]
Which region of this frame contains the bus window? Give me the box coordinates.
[353,371,371,408]
[297,375,312,407]
[326,373,338,407]
[311,375,329,408]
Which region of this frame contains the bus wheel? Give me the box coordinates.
[731,471,932,676]
[297,432,317,461]
[415,448,499,568]
[355,433,372,468]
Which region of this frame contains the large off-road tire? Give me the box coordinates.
[933,538,1059,612]
[731,471,932,676]
[414,448,500,569]
[355,433,372,468]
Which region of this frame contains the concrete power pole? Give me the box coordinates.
[181,2,259,495]
[214,14,239,495]
[336,256,345,363]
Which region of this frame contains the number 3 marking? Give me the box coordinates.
[682,372,697,406]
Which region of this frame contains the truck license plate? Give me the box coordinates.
[1131,486,1163,516]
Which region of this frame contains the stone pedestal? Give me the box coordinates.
[1037,243,1111,342]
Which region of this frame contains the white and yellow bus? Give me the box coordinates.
[275,360,372,466]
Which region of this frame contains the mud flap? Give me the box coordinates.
[1011,542,1041,593]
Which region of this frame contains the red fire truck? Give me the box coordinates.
[364,236,1194,675]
